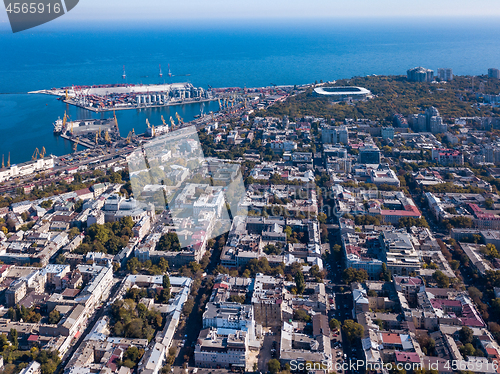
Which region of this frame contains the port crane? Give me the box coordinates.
[113,111,121,136]
[161,115,169,133]
[175,112,183,126]
[169,116,175,128]
[73,138,79,152]
[104,130,111,143]
[32,147,46,161]
[7,153,9,168]
[126,129,135,144]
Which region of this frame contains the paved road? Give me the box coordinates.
[58,277,124,374]
[258,333,279,372]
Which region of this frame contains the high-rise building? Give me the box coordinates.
[417,114,427,132]
[321,126,349,144]
[437,68,453,81]
[382,127,395,140]
[430,116,447,134]
[425,106,440,132]
[488,68,500,79]
[393,113,408,128]
[407,66,434,82]
[359,144,381,164]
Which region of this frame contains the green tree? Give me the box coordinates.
[342,267,368,284]
[157,232,181,252]
[295,270,306,294]
[127,257,140,274]
[8,328,18,349]
[268,359,281,374]
[380,263,391,281]
[432,270,450,288]
[458,326,474,345]
[162,274,171,300]
[293,309,311,322]
[48,310,61,324]
[342,320,364,343]
[40,200,53,209]
[329,318,340,330]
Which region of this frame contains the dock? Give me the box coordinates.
[60,134,96,149]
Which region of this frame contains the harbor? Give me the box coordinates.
[30,82,216,112]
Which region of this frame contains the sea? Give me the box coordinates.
[1,17,500,164]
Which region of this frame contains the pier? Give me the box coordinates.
[60,134,96,149]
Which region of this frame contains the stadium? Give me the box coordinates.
[314,86,372,100]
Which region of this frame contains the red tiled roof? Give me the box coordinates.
[381,332,402,345]
[395,351,420,363]
[75,188,92,196]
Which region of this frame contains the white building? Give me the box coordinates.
[437,68,453,81]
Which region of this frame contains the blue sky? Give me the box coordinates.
[1,0,500,23]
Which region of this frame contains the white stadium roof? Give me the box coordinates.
[314,86,371,96]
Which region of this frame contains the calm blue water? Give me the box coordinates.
[1,18,500,164]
